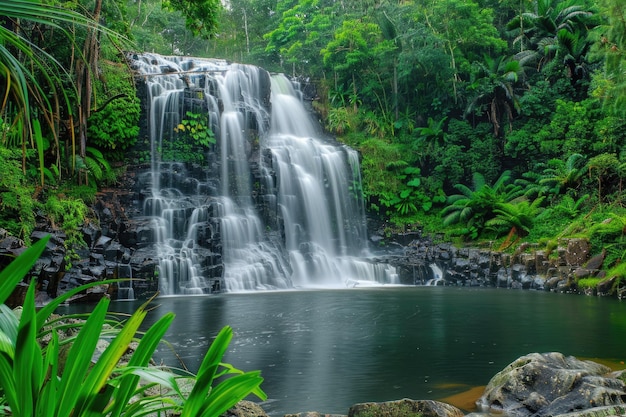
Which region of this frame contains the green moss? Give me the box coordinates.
[352,404,423,417]
[577,278,602,289]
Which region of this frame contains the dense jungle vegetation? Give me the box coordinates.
[1,0,626,282]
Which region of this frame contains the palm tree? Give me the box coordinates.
[507,0,595,73]
[465,55,523,137]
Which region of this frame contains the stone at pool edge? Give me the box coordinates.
[476,352,626,417]
[281,399,464,417]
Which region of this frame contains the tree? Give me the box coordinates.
[264,0,336,76]
[507,0,595,74]
[465,55,523,138]
[321,18,393,113]
[163,0,222,40]
[420,0,507,103]
[591,0,626,117]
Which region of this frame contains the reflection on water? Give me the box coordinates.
[58,287,626,416]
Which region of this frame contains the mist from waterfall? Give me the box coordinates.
[131,53,397,294]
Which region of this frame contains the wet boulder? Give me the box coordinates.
[476,352,626,417]
[349,399,464,417]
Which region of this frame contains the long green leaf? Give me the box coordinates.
[14,283,43,417]
[0,352,19,415]
[197,372,265,417]
[0,304,18,357]
[0,235,49,305]
[56,298,109,417]
[181,326,233,417]
[32,118,45,186]
[74,300,151,415]
[37,331,60,417]
[36,278,127,330]
[105,312,176,417]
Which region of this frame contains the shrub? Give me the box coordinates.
[0,147,36,242]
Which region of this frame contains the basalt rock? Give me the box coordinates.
[476,352,626,417]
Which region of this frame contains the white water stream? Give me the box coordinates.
[131,53,397,294]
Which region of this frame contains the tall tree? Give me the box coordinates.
[163,0,222,39]
[465,55,523,138]
[419,0,507,103]
[321,18,393,113]
[592,0,626,117]
[507,0,596,73]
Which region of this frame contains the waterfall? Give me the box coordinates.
[130,53,397,294]
[116,263,135,300]
[426,263,444,286]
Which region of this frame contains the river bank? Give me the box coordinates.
[0,175,623,306]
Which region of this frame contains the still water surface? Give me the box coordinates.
[59,287,626,415]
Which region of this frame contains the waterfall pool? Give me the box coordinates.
[59,286,626,415]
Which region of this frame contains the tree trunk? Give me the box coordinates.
[243,8,250,55]
[75,0,102,184]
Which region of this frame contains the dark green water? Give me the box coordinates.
[60,287,626,415]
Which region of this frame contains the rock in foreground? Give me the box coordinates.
[476,352,626,416]
[349,399,464,417]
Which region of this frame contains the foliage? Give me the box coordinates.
[0,235,267,417]
[164,111,216,165]
[576,277,602,290]
[0,0,123,187]
[441,171,523,240]
[486,196,545,238]
[43,195,91,267]
[0,148,36,242]
[589,0,626,117]
[326,107,354,135]
[87,61,141,161]
[586,153,621,202]
[176,111,216,147]
[379,167,444,216]
[162,0,222,40]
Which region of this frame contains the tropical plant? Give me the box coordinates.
[0,147,37,241]
[538,153,586,195]
[326,107,353,135]
[163,111,216,165]
[441,170,523,239]
[587,153,620,202]
[550,193,590,219]
[590,0,626,117]
[0,0,122,186]
[414,116,447,157]
[507,0,594,70]
[176,111,216,147]
[486,196,546,239]
[379,166,443,216]
[0,235,267,417]
[465,55,523,137]
[87,61,141,161]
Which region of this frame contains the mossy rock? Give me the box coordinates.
[348,399,464,417]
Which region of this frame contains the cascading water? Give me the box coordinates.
[130,53,397,294]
